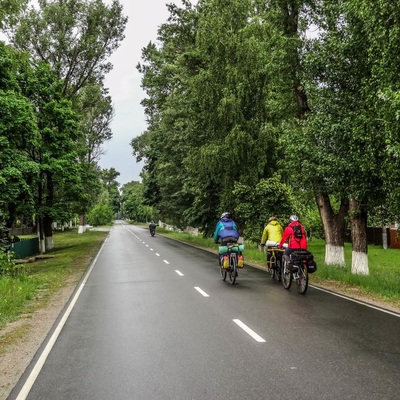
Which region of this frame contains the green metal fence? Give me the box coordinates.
[10,238,40,259]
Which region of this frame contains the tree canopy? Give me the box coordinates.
[0,0,127,249]
[131,0,400,275]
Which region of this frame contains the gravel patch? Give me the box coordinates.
[0,276,79,400]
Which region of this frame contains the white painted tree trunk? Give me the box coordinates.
[351,251,369,275]
[78,215,87,234]
[349,198,369,276]
[315,193,349,267]
[325,244,345,266]
[45,236,54,251]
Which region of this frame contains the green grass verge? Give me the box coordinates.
[0,229,108,329]
[159,228,400,305]
[310,240,400,302]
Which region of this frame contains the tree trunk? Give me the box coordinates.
[382,226,388,249]
[43,215,54,251]
[316,193,348,266]
[280,0,310,120]
[78,214,87,234]
[39,171,54,251]
[349,198,369,275]
[37,218,45,254]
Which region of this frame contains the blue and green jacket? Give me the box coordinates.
[213,218,239,242]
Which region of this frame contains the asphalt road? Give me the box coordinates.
[9,221,400,399]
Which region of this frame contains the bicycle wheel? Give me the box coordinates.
[267,258,275,279]
[220,265,227,281]
[275,257,282,282]
[282,259,292,290]
[296,263,309,294]
[228,253,237,285]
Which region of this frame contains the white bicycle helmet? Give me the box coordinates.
[289,215,299,222]
[221,212,230,219]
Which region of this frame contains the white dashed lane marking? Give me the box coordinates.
[233,319,266,343]
[194,287,209,297]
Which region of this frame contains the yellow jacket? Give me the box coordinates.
[261,220,283,245]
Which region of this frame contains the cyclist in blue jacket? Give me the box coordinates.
[213,212,239,245]
[213,212,241,269]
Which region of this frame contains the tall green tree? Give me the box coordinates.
[0,0,27,29]
[76,83,114,163]
[26,61,86,250]
[6,0,127,237]
[355,0,400,225]
[7,0,127,99]
[100,167,120,215]
[134,0,400,262]
[134,1,198,228]
[121,181,155,223]
[185,0,286,232]
[0,42,39,232]
[134,0,300,234]
[294,0,400,274]
[0,42,90,250]
[87,187,114,226]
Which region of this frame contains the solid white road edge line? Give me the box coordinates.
[15,238,108,400]
[233,319,266,343]
[194,287,209,297]
[311,285,400,318]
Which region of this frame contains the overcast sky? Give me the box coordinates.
[100,0,183,186]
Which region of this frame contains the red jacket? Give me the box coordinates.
[279,221,307,249]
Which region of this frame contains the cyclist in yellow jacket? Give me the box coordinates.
[260,216,286,268]
[260,216,284,247]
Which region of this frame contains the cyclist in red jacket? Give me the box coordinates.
[279,215,307,263]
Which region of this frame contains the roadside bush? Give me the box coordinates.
[87,204,114,226]
[0,251,26,277]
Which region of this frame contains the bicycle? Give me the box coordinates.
[281,250,316,294]
[218,242,244,285]
[149,223,157,237]
[266,246,284,282]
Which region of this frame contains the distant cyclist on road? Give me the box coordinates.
[149,220,157,235]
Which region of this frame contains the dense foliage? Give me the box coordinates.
[0,0,127,251]
[132,0,321,233]
[2,0,400,274]
[130,0,400,274]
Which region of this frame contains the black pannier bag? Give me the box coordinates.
[290,250,317,274]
